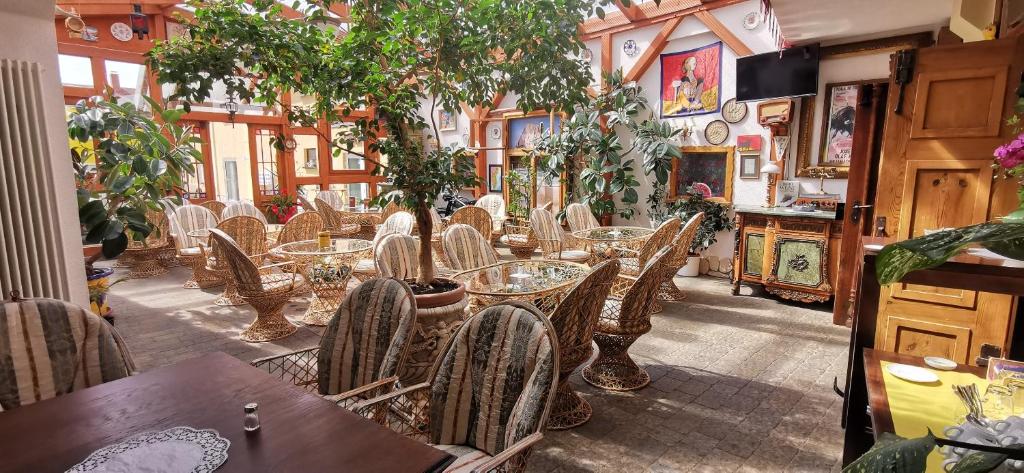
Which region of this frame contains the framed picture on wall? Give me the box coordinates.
[438,109,457,131]
[506,114,561,154]
[488,164,503,192]
[669,145,735,203]
[660,42,722,118]
[818,82,859,167]
[739,154,760,179]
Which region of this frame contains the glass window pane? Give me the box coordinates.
[104,60,149,108]
[254,128,280,198]
[165,77,279,115]
[330,122,366,171]
[292,134,319,178]
[59,54,93,88]
[297,184,321,208]
[209,122,252,202]
[329,183,369,207]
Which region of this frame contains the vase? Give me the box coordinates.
[399,279,468,385]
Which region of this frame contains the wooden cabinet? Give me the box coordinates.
[732,206,842,303]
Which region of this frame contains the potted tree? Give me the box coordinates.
[666,187,735,277]
[69,96,200,318]
[150,0,622,378]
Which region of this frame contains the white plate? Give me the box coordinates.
[887,363,939,383]
[924,356,958,371]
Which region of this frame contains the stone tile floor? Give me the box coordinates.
[105,258,849,473]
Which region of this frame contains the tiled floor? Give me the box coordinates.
[105,257,849,473]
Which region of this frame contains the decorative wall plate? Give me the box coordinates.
[742,12,762,30]
[488,124,501,141]
[110,22,133,42]
[704,120,730,145]
[582,48,593,64]
[623,39,640,57]
[722,98,748,124]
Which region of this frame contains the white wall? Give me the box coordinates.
[0,0,89,306]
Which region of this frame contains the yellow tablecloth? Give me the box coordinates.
[880,361,988,472]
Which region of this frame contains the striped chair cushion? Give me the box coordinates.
[529,208,563,257]
[375,234,418,280]
[317,279,417,396]
[175,205,219,249]
[555,250,591,263]
[316,190,345,210]
[374,212,415,248]
[434,444,492,472]
[0,298,134,410]
[223,202,267,224]
[442,224,498,271]
[565,203,598,233]
[429,302,556,456]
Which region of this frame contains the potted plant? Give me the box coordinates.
[149,0,622,379]
[266,193,298,224]
[666,187,735,277]
[69,96,199,317]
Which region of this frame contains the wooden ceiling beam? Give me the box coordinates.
[162,6,195,22]
[615,0,646,22]
[58,3,165,16]
[693,9,752,56]
[623,15,682,83]
[581,0,746,39]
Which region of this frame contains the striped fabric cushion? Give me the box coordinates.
[316,190,345,209]
[175,205,219,249]
[317,279,417,396]
[374,212,415,248]
[529,208,563,256]
[433,444,493,472]
[222,202,267,224]
[0,298,134,410]
[565,203,598,233]
[429,302,556,456]
[442,224,498,271]
[375,234,418,280]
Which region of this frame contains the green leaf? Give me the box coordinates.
[842,432,934,473]
[876,222,1024,285]
[101,232,129,259]
[948,449,1008,473]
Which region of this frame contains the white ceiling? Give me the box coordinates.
[772,0,953,45]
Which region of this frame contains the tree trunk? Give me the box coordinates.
[415,199,435,285]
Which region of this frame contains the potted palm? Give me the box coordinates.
[149,0,623,378]
[666,187,735,277]
[69,96,199,317]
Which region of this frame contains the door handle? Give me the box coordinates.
[850,201,873,224]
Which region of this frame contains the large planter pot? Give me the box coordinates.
[678,255,701,277]
[87,267,114,320]
[400,279,468,386]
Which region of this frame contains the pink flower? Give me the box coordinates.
[995,133,1024,170]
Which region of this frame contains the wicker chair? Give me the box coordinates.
[352,211,416,282]
[379,201,401,222]
[122,209,172,279]
[530,207,590,264]
[355,301,558,473]
[203,216,268,306]
[316,189,346,210]
[172,205,223,289]
[200,200,226,220]
[275,211,324,246]
[375,233,419,280]
[223,201,268,224]
[565,203,599,233]
[442,224,500,272]
[502,217,539,259]
[659,212,705,303]
[0,296,135,411]
[583,245,674,391]
[547,260,620,430]
[315,198,361,238]
[252,278,417,408]
[449,206,493,246]
[475,194,507,243]
[209,229,305,342]
[620,217,681,277]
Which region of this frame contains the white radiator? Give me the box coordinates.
[0,59,70,301]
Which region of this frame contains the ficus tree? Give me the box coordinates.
[149,0,634,287]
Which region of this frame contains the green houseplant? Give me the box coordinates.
[664,187,734,277]
[149,0,623,290]
[69,96,200,315]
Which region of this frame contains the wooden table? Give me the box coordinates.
[0,352,453,473]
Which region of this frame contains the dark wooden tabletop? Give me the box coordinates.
[0,352,453,473]
[863,348,986,437]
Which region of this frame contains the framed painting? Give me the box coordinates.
[818,82,859,167]
[669,145,735,203]
[438,109,457,131]
[660,42,722,118]
[488,164,503,192]
[506,114,561,154]
[739,154,760,179]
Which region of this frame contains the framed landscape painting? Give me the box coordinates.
[660,42,722,118]
[488,165,503,192]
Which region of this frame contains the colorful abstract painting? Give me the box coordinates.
[661,42,722,118]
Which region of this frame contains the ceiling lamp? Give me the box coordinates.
[222,97,239,125]
[129,4,149,40]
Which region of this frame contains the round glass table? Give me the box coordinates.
[274,239,373,325]
[571,226,654,260]
[452,260,589,314]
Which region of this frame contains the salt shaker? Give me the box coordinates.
[243,402,260,432]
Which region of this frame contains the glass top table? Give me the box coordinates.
[273,239,373,325]
[452,260,589,313]
[571,226,655,260]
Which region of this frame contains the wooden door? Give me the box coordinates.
[248,125,284,206]
[872,37,1023,365]
[833,83,888,325]
[181,121,216,203]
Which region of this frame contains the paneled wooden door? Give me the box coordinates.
[872,37,1024,365]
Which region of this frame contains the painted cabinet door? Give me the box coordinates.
[872,38,1023,365]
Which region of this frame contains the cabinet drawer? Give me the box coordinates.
[771,237,826,288]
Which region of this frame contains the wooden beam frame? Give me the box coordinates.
[623,16,682,83]
[581,0,747,39]
[615,0,646,22]
[694,10,753,56]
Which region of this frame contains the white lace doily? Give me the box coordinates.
[66,426,230,473]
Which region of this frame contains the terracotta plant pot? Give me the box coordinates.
[400,278,468,385]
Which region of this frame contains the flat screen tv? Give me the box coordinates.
[736,44,819,102]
